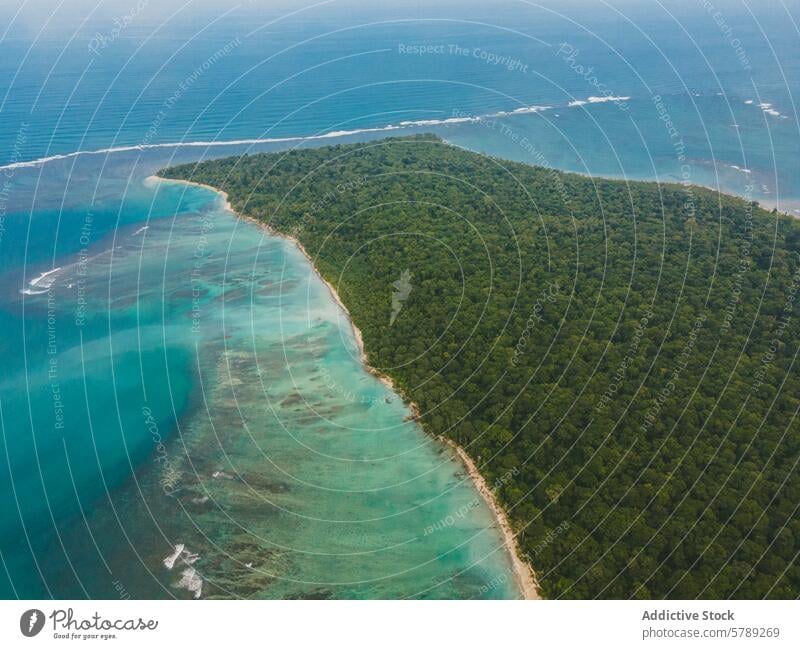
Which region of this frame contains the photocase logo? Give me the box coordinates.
[390,269,413,325]
[20,609,45,637]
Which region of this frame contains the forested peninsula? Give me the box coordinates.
[161,135,800,598]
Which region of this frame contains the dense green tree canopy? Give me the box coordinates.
[162,135,800,598]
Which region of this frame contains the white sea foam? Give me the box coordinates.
[173,567,203,599]
[495,105,551,116]
[29,267,62,287]
[0,134,365,172]
[397,116,477,127]
[568,95,630,108]
[0,103,560,172]
[587,95,630,103]
[19,245,122,296]
[0,122,445,172]
[748,101,783,118]
[20,267,62,295]
[759,102,781,117]
[163,542,202,600]
[0,95,640,173]
[163,543,185,570]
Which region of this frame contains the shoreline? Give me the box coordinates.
[442,140,800,219]
[150,173,541,600]
[439,437,541,600]
[7,112,800,219]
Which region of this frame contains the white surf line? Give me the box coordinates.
[0,96,631,172]
[744,98,787,119]
[21,266,62,294]
[28,266,62,287]
[568,95,631,107]
[0,121,469,171]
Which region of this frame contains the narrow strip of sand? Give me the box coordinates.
[151,173,541,600]
[440,438,541,599]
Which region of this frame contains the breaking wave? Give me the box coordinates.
[0,96,631,172]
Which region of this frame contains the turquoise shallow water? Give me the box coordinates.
[1,0,798,599]
[0,154,520,598]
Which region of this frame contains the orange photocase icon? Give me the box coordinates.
[19,609,45,638]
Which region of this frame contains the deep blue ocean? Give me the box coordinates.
[2,0,799,207]
[0,0,798,598]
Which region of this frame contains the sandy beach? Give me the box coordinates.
[152,173,540,600]
[440,437,541,600]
